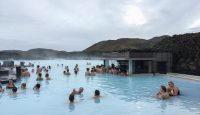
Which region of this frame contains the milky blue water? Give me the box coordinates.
[0,60,200,115]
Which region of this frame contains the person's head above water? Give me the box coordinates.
[12,87,17,93]
[69,94,75,103]
[168,81,174,87]
[95,90,100,96]
[160,85,167,92]
[79,87,84,93]
[21,83,26,89]
[34,83,41,90]
[45,73,49,78]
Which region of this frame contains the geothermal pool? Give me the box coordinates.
[0,60,200,115]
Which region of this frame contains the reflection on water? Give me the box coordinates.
[69,103,75,112]
[9,93,18,100]
[0,92,4,99]
[94,98,100,104]
[20,89,27,94]
[45,80,49,85]
[79,94,84,101]
[33,90,40,97]
[160,100,167,112]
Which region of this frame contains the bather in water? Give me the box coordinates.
[72,87,84,95]
[167,81,180,96]
[33,83,41,90]
[36,73,43,81]
[157,85,170,99]
[6,79,16,89]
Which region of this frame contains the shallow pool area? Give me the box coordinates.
[0,60,200,115]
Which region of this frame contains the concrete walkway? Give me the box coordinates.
[167,73,200,81]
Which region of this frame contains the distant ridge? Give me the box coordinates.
[0,48,86,60]
[84,35,169,52]
[1,32,200,75]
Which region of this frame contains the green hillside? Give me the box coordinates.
[84,36,168,52]
[153,32,200,75]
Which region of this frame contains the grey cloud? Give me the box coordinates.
[0,0,200,51]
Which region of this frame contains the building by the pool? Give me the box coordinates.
[102,49,172,74]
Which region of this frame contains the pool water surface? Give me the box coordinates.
[0,60,200,115]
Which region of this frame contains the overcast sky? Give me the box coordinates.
[0,0,200,51]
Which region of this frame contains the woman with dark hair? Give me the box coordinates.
[33,83,41,90]
[69,94,75,103]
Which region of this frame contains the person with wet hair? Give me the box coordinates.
[45,73,51,80]
[12,87,18,94]
[63,71,66,74]
[21,83,27,89]
[93,90,102,99]
[95,90,100,96]
[33,83,41,90]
